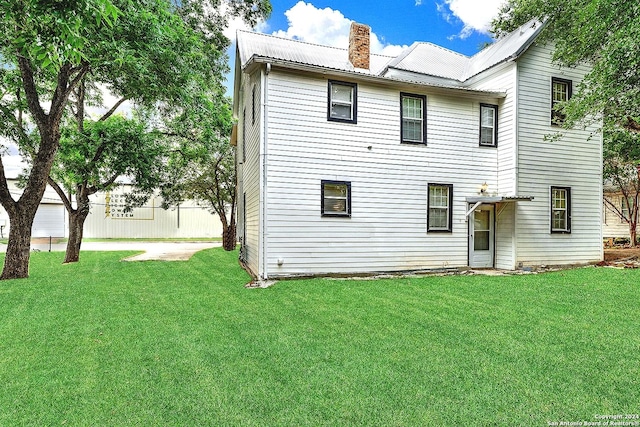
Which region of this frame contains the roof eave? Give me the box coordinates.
[243,56,507,99]
[232,46,242,118]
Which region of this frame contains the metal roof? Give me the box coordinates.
[236,18,543,90]
[462,20,545,80]
[236,30,393,76]
[383,19,544,82]
[384,42,469,81]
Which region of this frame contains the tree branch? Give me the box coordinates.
[88,173,120,195]
[99,97,128,121]
[0,158,17,215]
[50,62,90,125]
[47,177,74,213]
[625,116,640,133]
[16,56,47,126]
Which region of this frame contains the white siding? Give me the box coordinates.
[262,69,504,276]
[495,202,516,270]
[467,63,518,196]
[515,43,602,266]
[467,63,520,270]
[238,70,263,277]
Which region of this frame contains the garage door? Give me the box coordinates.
[32,204,66,238]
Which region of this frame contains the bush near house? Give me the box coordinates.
[0,249,638,425]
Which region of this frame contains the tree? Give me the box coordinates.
[492,0,640,133]
[159,93,238,251]
[0,0,119,279]
[603,126,640,246]
[0,0,271,278]
[51,115,164,263]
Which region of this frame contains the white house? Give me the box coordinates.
[233,20,603,279]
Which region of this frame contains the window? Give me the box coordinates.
[328,81,357,123]
[551,77,572,125]
[242,107,246,163]
[321,180,351,217]
[252,84,256,125]
[428,183,453,232]
[551,186,571,233]
[401,93,426,144]
[479,103,498,147]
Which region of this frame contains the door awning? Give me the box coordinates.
[465,195,534,217]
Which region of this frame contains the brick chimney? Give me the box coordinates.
[348,22,370,70]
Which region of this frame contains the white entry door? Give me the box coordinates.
[469,205,494,268]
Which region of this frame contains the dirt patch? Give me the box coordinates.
[604,248,640,261]
[601,247,640,268]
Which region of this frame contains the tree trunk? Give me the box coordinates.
[0,57,83,279]
[221,221,237,251]
[630,222,637,247]
[64,209,89,263]
[1,208,36,280]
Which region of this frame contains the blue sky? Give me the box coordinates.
[224,0,506,94]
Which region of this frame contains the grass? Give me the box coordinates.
[0,249,638,426]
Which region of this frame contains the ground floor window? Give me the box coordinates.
[551,186,571,233]
[428,183,452,232]
[322,180,351,217]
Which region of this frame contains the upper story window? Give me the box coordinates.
[479,103,498,147]
[401,93,426,144]
[242,107,246,163]
[551,186,571,233]
[251,84,257,125]
[328,80,357,123]
[321,180,351,217]
[551,77,572,126]
[428,183,453,232]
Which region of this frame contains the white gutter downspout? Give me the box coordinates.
[260,64,270,280]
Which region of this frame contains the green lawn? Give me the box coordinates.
[0,249,638,426]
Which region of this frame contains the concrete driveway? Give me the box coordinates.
[4,240,221,261]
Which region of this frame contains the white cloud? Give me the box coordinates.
[272,1,407,56]
[441,0,506,38]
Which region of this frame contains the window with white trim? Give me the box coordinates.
[321,180,351,217]
[551,186,571,233]
[551,77,572,125]
[428,183,453,232]
[401,93,426,144]
[480,103,498,147]
[328,81,357,123]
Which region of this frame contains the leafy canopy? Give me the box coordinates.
[54,116,164,194]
